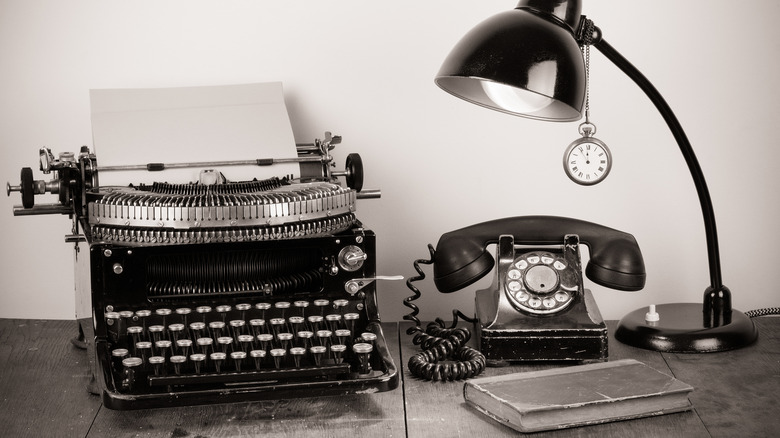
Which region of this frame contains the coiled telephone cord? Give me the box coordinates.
[403,245,486,381]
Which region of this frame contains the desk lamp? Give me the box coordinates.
[434,0,757,352]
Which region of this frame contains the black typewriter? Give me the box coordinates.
[6,132,400,409]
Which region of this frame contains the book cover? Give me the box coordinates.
[463,359,693,433]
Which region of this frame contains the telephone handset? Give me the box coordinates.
[404,216,645,376]
[432,216,645,294]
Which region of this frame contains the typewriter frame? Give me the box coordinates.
[10,132,400,409]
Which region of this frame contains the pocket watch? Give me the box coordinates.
[562,122,612,185]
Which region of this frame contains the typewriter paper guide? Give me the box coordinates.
[90,82,300,186]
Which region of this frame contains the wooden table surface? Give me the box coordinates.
[1,317,778,437]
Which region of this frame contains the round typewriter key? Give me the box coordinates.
[149,355,165,376]
[257,333,273,351]
[270,318,286,337]
[135,309,152,330]
[330,344,347,364]
[154,340,172,358]
[210,352,226,372]
[274,301,291,319]
[195,306,212,323]
[307,315,323,333]
[238,334,254,352]
[250,349,266,369]
[196,337,213,355]
[176,338,192,357]
[190,353,206,374]
[360,332,377,348]
[310,345,327,367]
[255,302,271,319]
[175,307,191,326]
[335,329,351,346]
[270,348,286,369]
[249,319,266,337]
[277,332,293,350]
[313,299,330,316]
[325,314,342,332]
[288,316,304,335]
[148,325,165,343]
[168,323,185,343]
[209,320,225,339]
[121,357,144,390]
[170,355,186,374]
[236,303,251,320]
[290,347,306,368]
[189,321,206,339]
[135,341,152,366]
[230,351,247,371]
[352,342,373,374]
[155,308,172,326]
[316,330,333,348]
[127,325,143,346]
[294,300,310,317]
[343,313,360,333]
[111,348,129,373]
[297,330,314,350]
[217,336,233,353]
[333,299,349,313]
[229,319,246,340]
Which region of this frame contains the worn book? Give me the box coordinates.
[463,359,693,433]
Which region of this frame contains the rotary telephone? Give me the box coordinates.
[404,216,645,379]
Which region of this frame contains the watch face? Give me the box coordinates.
[563,137,612,185]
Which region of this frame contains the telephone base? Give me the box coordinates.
[615,303,758,353]
[476,322,608,363]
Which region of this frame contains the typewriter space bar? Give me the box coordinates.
[148,364,351,387]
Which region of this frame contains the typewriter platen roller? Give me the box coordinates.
[7,132,401,409]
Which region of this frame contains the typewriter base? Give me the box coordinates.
[80,318,399,410]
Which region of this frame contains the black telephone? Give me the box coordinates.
[405,216,645,376]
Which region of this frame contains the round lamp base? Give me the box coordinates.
[615,303,758,353]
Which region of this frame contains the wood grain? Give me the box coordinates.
[0,319,101,438]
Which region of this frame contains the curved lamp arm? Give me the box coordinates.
[584,27,730,326]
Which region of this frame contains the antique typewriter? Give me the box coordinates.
[6,132,400,409]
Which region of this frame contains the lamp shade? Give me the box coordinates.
[435,5,586,121]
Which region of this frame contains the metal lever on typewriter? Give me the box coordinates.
[344,276,405,295]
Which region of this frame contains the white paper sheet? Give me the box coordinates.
[90,82,300,186]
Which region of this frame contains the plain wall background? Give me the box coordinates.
[1,0,778,324]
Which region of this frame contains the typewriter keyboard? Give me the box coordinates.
[102,299,384,394]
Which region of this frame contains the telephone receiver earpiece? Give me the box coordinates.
[432,216,646,293]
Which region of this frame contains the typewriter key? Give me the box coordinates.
[294,300,310,317]
[325,314,342,332]
[230,351,247,371]
[352,343,373,374]
[307,315,323,333]
[250,349,266,370]
[297,330,314,350]
[170,355,186,375]
[288,316,304,335]
[257,333,273,351]
[148,325,165,343]
[238,334,254,353]
[217,336,233,353]
[149,355,165,376]
[210,352,226,372]
[335,329,351,346]
[209,321,225,339]
[175,307,191,327]
[343,313,360,333]
[290,347,306,368]
[255,302,271,319]
[277,332,293,350]
[176,339,192,357]
[190,353,206,373]
[330,344,347,364]
[270,348,286,369]
[196,337,213,355]
[249,319,266,337]
[168,323,185,343]
[310,345,327,367]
